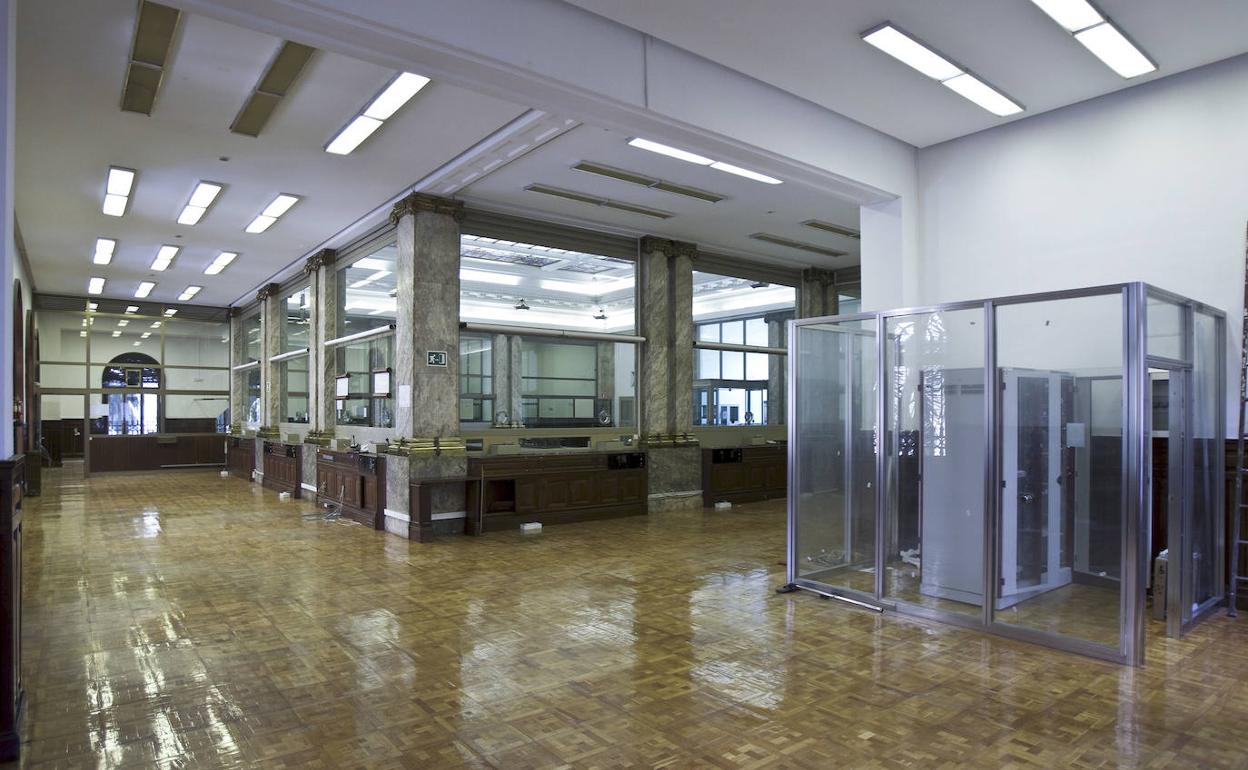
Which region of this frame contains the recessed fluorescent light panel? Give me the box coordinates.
[135,281,156,298]
[178,285,201,301]
[151,245,179,271]
[325,72,430,155]
[126,305,139,313]
[203,251,238,275]
[88,277,106,295]
[178,182,222,225]
[92,238,116,265]
[627,138,783,184]
[246,194,299,233]
[103,167,135,216]
[861,23,1023,116]
[163,309,177,317]
[1027,0,1155,78]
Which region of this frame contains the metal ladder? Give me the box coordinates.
[1232,228,1248,617]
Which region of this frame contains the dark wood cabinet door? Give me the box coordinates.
[539,477,569,511]
[569,475,594,507]
[516,479,539,513]
[619,470,645,502]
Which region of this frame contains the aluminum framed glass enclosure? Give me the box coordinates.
[787,283,1225,665]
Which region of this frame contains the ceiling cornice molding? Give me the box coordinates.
[639,235,697,261]
[388,192,465,225]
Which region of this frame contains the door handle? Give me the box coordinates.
[1020,493,1035,503]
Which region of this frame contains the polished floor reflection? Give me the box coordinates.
[10,465,1248,768]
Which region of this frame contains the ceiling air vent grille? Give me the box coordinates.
[524,184,673,220]
[231,41,317,136]
[573,161,725,203]
[801,220,860,239]
[121,1,181,115]
[749,233,846,258]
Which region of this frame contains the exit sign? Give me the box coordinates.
[426,350,448,367]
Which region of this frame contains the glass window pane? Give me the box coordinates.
[91,317,162,363]
[165,320,229,367]
[166,394,228,433]
[242,314,262,363]
[722,351,744,380]
[722,321,744,345]
[883,308,985,616]
[995,292,1123,649]
[459,234,636,334]
[745,351,768,381]
[282,286,313,353]
[1188,311,1220,614]
[281,356,310,424]
[37,311,89,362]
[697,349,720,380]
[794,319,877,597]
[1147,295,1184,361]
[745,317,768,347]
[338,241,398,336]
[697,323,720,343]
[165,368,228,392]
[334,336,394,428]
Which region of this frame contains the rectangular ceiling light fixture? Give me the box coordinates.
[135,281,156,298]
[103,166,135,216]
[126,305,139,313]
[801,220,861,239]
[151,245,179,271]
[178,285,201,301]
[88,277,106,295]
[539,277,634,296]
[749,233,847,259]
[163,309,177,317]
[230,41,317,136]
[626,138,782,184]
[325,71,431,155]
[203,251,238,275]
[460,268,521,286]
[93,238,117,265]
[121,1,181,115]
[572,161,725,203]
[1028,1,1155,78]
[524,184,673,220]
[246,194,299,233]
[178,182,223,225]
[861,23,1023,116]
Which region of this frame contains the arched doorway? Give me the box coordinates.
[98,353,161,435]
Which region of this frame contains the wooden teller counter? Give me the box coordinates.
[86,433,227,473]
[465,450,648,535]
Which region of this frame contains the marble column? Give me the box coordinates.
[304,249,337,444]
[799,267,838,318]
[489,333,520,426]
[765,311,789,425]
[228,308,244,432]
[638,236,701,512]
[256,283,281,438]
[595,341,615,420]
[508,336,523,426]
[386,193,466,538]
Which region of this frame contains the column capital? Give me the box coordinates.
[801,267,836,287]
[303,248,337,275]
[228,306,242,318]
[639,235,697,260]
[256,282,280,302]
[389,192,465,225]
[763,310,795,326]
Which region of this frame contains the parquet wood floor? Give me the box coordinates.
[7,464,1248,769]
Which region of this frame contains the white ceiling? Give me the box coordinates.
[15,0,528,307]
[562,0,1248,147]
[457,124,861,268]
[16,0,864,310]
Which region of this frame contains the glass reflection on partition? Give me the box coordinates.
[883,309,984,615]
[994,293,1124,648]
[1188,310,1221,619]
[793,318,877,597]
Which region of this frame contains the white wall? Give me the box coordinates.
[917,53,1248,431]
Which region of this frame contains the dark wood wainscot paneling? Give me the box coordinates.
[0,456,25,760]
[466,452,647,535]
[701,446,787,507]
[262,441,302,497]
[316,450,384,528]
[226,437,255,481]
[88,434,226,473]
